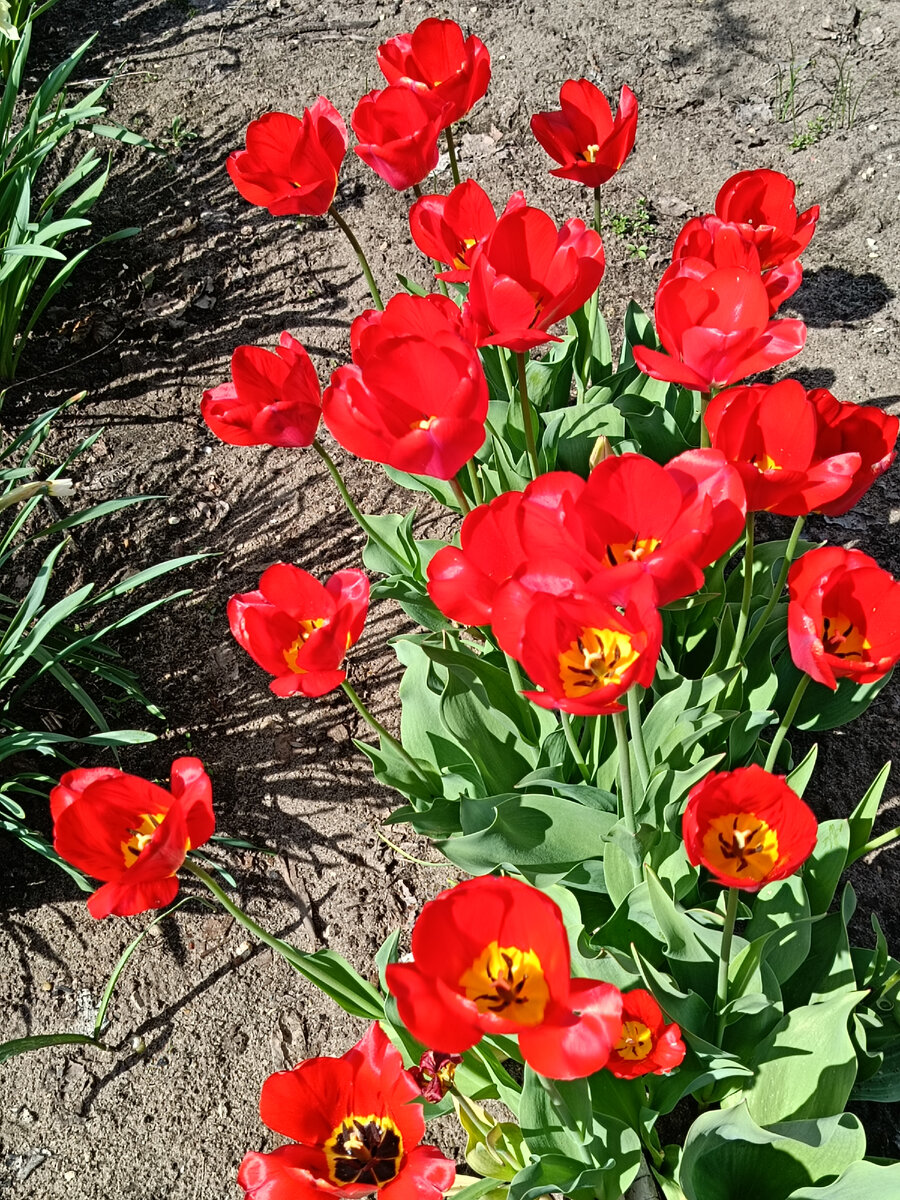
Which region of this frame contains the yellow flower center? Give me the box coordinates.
[702,813,780,884]
[821,613,871,661]
[751,452,782,473]
[411,416,437,431]
[451,237,479,271]
[614,1020,654,1061]
[558,627,640,698]
[324,1114,403,1188]
[282,617,326,672]
[602,537,661,568]
[583,143,600,163]
[121,812,165,867]
[458,942,549,1025]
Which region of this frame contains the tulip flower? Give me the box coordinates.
[226,101,347,217]
[409,179,525,281]
[51,759,215,919]
[530,81,638,189]
[787,547,900,690]
[229,564,369,698]
[606,990,685,1080]
[409,1050,463,1103]
[683,765,817,891]
[351,83,444,191]
[323,293,488,479]
[201,333,322,448]
[377,17,491,128]
[516,578,662,716]
[387,876,623,1080]
[464,205,606,353]
[672,215,802,315]
[715,168,819,271]
[632,261,807,392]
[807,388,898,516]
[238,1024,455,1200]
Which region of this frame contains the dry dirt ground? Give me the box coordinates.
[1,0,899,1196]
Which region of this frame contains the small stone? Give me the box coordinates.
[17,1106,36,1125]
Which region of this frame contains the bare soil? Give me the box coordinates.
[1,0,899,1195]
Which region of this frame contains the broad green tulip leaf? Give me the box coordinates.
[847,760,892,862]
[788,1160,900,1198]
[614,393,692,463]
[785,744,819,798]
[440,672,539,793]
[745,875,811,984]
[680,1104,865,1200]
[850,1038,900,1101]
[742,989,866,1124]
[802,818,850,917]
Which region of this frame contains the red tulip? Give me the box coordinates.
[464,205,606,353]
[683,766,817,891]
[323,293,488,479]
[51,759,214,919]
[238,1024,455,1200]
[705,380,861,515]
[632,261,807,392]
[671,215,802,315]
[409,1050,463,1103]
[807,388,898,516]
[387,876,623,1080]
[530,81,638,189]
[409,179,525,281]
[377,17,490,127]
[226,101,347,217]
[201,333,322,448]
[606,990,685,1080]
[229,564,369,698]
[352,84,444,191]
[715,169,819,271]
[517,577,662,716]
[787,547,900,690]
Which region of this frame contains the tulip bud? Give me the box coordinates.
[0,477,75,511]
[588,435,614,469]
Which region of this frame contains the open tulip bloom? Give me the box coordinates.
[377,17,491,129]
[387,876,624,1080]
[51,759,215,918]
[606,989,685,1080]
[409,179,525,282]
[530,80,638,190]
[238,1024,455,1200]
[714,168,819,271]
[229,564,369,697]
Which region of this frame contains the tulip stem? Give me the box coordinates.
[341,679,432,785]
[612,710,636,835]
[445,124,461,187]
[560,711,591,784]
[715,886,740,1044]
[764,672,811,772]
[497,349,515,399]
[503,650,526,696]
[450,475,472,514]
[593,185,602,235]
[742,515,806,657]
[726,512,756,670]
[515,352,540,478]
[183,859,301,962]
[328,204,383,311]
[312,440,408,573]
[466,458,484,506]
[699,391,711,448]
[411,183,451,296]
[626,686,650,793]
[850,823,900,864]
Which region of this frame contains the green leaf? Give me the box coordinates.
[847,760,892,863]
[741,990,866,1124]
[0,1032,102,1064]
[802,819,850,916]
[282,947,384,1021]
[614,392,692,463]
[680,1104,866,1200]
[787,1161,900,1198]
[745,875,811,984]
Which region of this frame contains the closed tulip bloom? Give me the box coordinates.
[377,17,491,127]
[807,388,898,516]
[787,547,900,690]
[229,564,369,698]
[323,293,488,479]
[238,1024,455,1200]
[387,876,624,1080]
[672,215,802,315]
[715,168,819,271]
[352,83,444,191]
[705,380,865,516]
[464,205,606,353]
[226,101,347,217]
[517,578,662,716]
[51,759,215,919]
[632,261,807,392]
[409,179,525,281]
[530,81,638,188]
[683,766,817,891]
[201,333,322,448]
[606,990,685,1080]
